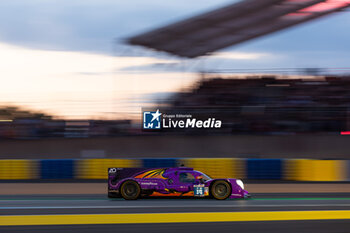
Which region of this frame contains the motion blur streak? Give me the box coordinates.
[1,211,350,226]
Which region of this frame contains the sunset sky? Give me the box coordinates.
[0,0,349,119]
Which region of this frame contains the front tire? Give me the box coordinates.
[210,180,231,200]
[120,180,141,200]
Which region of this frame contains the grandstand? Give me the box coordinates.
[125,0,350,135]
[165,75,350,133]
[128,0,350,58]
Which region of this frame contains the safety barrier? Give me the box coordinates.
[246,159,282,180]
[143,158,177,168]
[284,159,347,181]
[348,160,350,181]
[0,159,37,179]
[178,158,244,179]
[0,158,348,181]
[40,159,74,179]
[76,159,141,179]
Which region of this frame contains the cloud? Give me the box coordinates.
[0,0,235,54]
[0,41,197,119]
[210,51,269,60]
[118,51,274,72]
[0,0,348,66]
[0,0,349,119]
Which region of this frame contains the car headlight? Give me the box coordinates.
[236,179,244,190]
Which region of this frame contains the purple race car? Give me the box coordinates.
[108,167,250,200]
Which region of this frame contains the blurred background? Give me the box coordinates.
[1,1,350,232]
[1,0,350,188]
[0,1,350,164]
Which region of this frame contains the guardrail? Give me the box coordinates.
[0,158,348,181]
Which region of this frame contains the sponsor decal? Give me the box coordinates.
[108,168,117,173]
[141,182,158,186]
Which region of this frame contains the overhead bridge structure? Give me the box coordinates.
[128,0,350,58]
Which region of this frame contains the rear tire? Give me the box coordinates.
[120,180,141,200]
[210,180,231,200]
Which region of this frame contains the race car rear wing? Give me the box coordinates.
[108,167,146,182]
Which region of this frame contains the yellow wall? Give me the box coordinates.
[284,159,346,181]
[0,158,347,181]
[179,158,245,179]
[76,159,141,179]
[0,159,37,179]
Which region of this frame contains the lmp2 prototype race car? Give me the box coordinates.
[108,167,249,200]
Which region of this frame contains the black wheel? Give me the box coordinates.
[210,180,231,200]
[120,180,141,200]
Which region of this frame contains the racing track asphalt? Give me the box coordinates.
[0,193,350,232]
